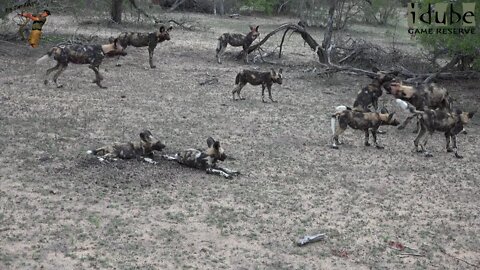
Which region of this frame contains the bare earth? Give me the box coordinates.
[0,12,479,269]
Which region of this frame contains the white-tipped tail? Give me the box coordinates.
[36,54,50,64]
[335,105,347,114]
[86,150,94,155]
[331,116,337,135]
[395,99,409,111]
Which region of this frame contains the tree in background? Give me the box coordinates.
[111,0,123,23]
[415,0,480,71]
[361,0,400,25]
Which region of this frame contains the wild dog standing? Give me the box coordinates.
[216,25,260,64]
[385,81,453,131]
[36,39,126,88]
[396,99,474,158]
[232,68,283,103]
[87,130,166,163]
[112,25,173,68]
[163,137,240,179]
[331,106,400,149]
[353,69,398,111]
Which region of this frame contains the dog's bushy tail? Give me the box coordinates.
[36,47,55,64]
[331,116,337,135]
[395,99,419,113]
[331,105,349,135]
[87,149,100,156]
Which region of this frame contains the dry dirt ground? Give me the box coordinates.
[0,12,479,270]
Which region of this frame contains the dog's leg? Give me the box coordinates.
[261,84,266,103]
[142,157,158,164]
[148,44,157,68]
[52,64,67,88]
[413,120,420,134]
[44,63,60,85]
[422,132,433,157]
[332,127,346,149]
[162,154,178,161]
[206,167,232,179]
[445,133,453,152]
[89,65,106,89]
[414,124,426,153]
[332,118,347,149]
[232,83,245,101]
[451,135,463,159]
[267,85,277,103]
[364,130,371,146]
[216,40,227,64]
[216,166,240,176]
[372,130,384,149]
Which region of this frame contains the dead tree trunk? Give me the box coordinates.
[111,0,123,23]
[322,0,335,63]
[244,23,327,63]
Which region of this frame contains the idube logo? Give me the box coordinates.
[408,2,476,35]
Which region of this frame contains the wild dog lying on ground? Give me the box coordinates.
[331,106,400,149]
[163,137,240,179]
[396,99,474,158]
[232,68,283,103]
[36,38,127,88]
[353,68,398,111]
[111,25,172,68]
[87,130,166,163]
[385,81,453,131]
[216,25,260,64]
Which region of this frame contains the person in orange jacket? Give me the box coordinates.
[19,9,50,48]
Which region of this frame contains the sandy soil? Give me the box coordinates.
[0,12,479,270]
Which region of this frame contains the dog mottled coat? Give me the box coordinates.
[397,100,474,158]
[331,106,400,149]
[232,68,283,102]
[216,25,260,64]
[112,25,172,68]
[353,69,398,111]
[36,39,126,88]
[87,130,166,163]
[163,137,240,179]
[386,81,453,131]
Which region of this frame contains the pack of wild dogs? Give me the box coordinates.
[34,23,475,178]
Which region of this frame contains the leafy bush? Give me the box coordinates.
[415,0,480,71]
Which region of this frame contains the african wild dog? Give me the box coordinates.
[396,99,474,158]
[36,38,127,88]
[87,130,166,163]
[232,68,283,103]
[163,137,240,179]
[112,25,173,68]
[386,81,453,131]
[331,106,400,149]
[216,25,260,64]
[353,68,399,112]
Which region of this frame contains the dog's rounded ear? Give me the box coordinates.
[213,141,221,149]
[140,130,153,142]
[278,68,283,74]
[270,68,276,75]
[468,111,475,118]
[159,26,166,32]
[167,26,173,32]
[255,25,260,31]
[207,137,215,148]
[387,112,395,121]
